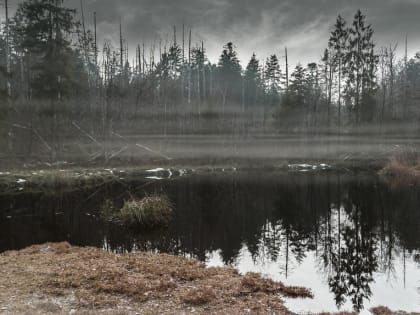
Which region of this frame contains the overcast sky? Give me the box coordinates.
[3,0,420,67]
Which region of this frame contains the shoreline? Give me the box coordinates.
[0,243,417,315]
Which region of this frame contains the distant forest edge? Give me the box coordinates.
[1,0,420,162]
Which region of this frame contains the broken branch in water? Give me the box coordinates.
[71,121,102,147]
[135,143,173,161]
[111,131,173,160]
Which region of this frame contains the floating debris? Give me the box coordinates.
[145,168,166,173]
[288,163,332,172]
[146,176,165,180]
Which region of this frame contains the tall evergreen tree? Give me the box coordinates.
[217,42,242,107]
[264,54,281,106]
[11,0,87,100]
[244,53,262,108]
[344,10,378,123]
[328,15,348,127]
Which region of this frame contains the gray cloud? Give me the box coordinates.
[40,0,420,66]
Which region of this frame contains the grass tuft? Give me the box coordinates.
[181,287,216,305]
[119,194,173,228]
[380,156,420,188]
[241,272,313,298]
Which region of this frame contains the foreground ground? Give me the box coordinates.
[0,242,313,315]
[0,243,417,315]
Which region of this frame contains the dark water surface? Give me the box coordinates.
[0,170,419,312]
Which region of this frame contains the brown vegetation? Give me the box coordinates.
[0,243,415,314]
[370,306,420,315]
[0,242,311,314]
[379,156,420,188]
[119,195,173,228]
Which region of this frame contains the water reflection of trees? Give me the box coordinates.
[5,172,417,311]
[103,172,419,312]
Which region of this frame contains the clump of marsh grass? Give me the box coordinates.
[119,194,174,229]
[380,154,420,188]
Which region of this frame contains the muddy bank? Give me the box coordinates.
[0,242,313,315]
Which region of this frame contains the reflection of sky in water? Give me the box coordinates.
[207,248,420,312]
[2,170,419,312]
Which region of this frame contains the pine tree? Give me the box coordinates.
[217,42,242,108]
[328,15,348,127]
[344,10,378,123]
[11,0,87,100]
[264,54,281,106]
[244,53,262,108]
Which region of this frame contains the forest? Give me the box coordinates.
[1,0,420,164]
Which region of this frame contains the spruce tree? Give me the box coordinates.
[11,0,87,100]
[264,54,281,106]
[344,10,378,123]
[244,53,262,108]
[328,15,348,127]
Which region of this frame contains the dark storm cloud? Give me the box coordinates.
[64,0,420,66]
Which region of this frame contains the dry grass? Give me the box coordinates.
[370,306,420,315]
[0,243,410,314]
[119,195,173,228]
[241,272,313,298]
[379,156,420,188]
[0,242,312,314]
[181,287,216,305]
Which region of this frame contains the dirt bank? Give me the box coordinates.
[0,242,313,315]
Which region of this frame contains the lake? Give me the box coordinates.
[0,169,419,312]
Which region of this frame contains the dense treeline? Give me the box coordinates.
[1,0,420,161]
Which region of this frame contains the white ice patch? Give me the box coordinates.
[16,179,27,184]
[146,176,164,180]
